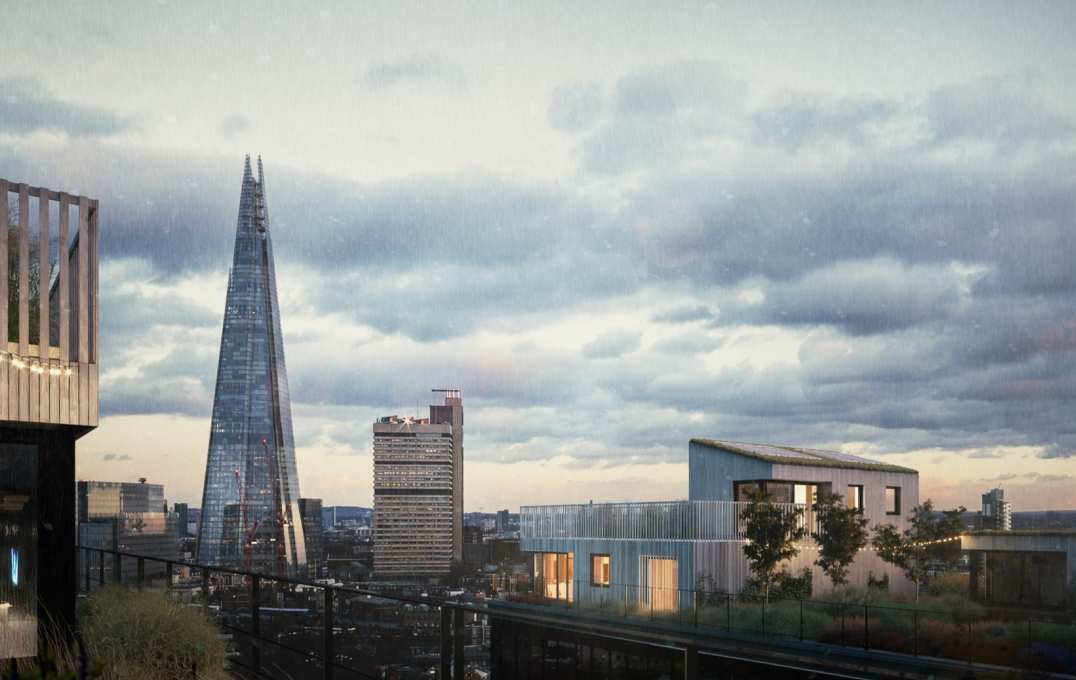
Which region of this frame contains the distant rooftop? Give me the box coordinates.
[691,439,918,474]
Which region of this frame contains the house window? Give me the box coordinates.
[847,485,863,510]
[591,554,611,587]
[885,486,901,515]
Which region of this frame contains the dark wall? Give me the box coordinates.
[1,425,80,644]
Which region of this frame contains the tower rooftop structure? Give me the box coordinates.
[195,156,306,576]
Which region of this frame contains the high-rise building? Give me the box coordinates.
[373,390,463,578]
[77,480,179,580]
[299,498,324,579]
[981,487,1012,531]
[173,502,190,537]
[496,509,510,534]
[195,157,306,577]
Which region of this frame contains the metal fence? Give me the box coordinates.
[507,578,1076,674]
[520,500,807,541]
[75,545,486,679]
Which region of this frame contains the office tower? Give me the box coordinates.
[981,488,1012,531]
[173,503,189,537]
[299,498,324,579]
[77,480,179,580]
[496,509,510,534]
[373,390,463,578]
[195,157,306,576]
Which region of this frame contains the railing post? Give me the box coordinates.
[113,551,121,584]
[453,607,465,679]
[165,561,173,592]
[250,575,260,675]
[799,599,804,640]
[83,549,90,593]
[323,588,334,680]
[683,644,698,680]
[726,593,731,631]
[137,557,145,589]
[440,607,452,679]
[913,609,918,656]
[761,599,766,636]
[201,568,210,613]
[864,603,870,650]
[98,549,104,586]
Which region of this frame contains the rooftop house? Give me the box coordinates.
[521,439,919,611]
[0,179,100,657]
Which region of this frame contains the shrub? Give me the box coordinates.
[79,586,229,680]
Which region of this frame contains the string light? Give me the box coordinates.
[0,350,74,376]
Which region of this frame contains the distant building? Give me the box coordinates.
[195,157,306,577]
[496,509,510,534]
[173,503,189,538]
[373,390,463,579]
[464,525,484,544]
[78,480,180,581]
[981,488,1012,531]
[299,498,323,579]
[522,439,920,608]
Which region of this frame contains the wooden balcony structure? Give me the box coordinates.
[0,178,99,429]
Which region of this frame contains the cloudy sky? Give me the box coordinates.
[4,2,1076,511]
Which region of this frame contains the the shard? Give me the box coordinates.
[195,156,306,576]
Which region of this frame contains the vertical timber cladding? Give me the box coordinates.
[0,180,99,428]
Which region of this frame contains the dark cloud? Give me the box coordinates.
[736,258,964,335]
[651,305,716,324]
[582,329,642,359]
[924,73,1075,149]
[0,76,131,137]
[362,55,468,90]
[752,95,900,151]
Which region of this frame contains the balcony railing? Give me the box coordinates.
[505,578,1076,674]
[520,500,808,541]
[75,545,484,680]
[1,179,99,427]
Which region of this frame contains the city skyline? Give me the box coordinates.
[3,3,1076,513]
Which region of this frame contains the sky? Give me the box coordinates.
[3,1,1076,511]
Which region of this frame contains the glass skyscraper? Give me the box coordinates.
[195,157,306,576]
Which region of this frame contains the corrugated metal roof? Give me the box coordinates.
[691,439,918,474]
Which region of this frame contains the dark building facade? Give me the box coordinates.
[196,157,306,577]
[173,502,190,537]
[299,498,323,579]
[1,179,100,657]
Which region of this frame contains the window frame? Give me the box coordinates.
[590,553,611,588]
[885,486,901,515]
[847,484,864,510]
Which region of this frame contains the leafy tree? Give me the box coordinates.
[740,490,806,603]
[811,490,869,589]
[871,500,967,602]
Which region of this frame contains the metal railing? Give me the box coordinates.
[507,578,1076,674]
[75,545,482,680]
[520,499,808,541]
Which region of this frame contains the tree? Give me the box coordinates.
[740,490,806,603]
[871,500,967,602]
[811,490,869,589]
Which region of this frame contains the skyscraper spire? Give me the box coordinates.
[196,157,306,576]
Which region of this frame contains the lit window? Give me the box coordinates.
[885,486,901,515]
[591,554,611,587]
[847,485,863,510]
